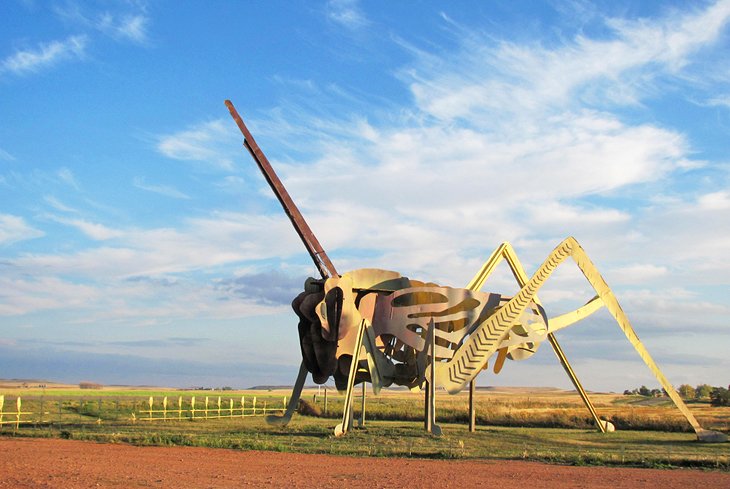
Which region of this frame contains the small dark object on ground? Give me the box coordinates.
[297,399,322,417]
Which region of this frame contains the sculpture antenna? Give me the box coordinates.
[225,99,337,279]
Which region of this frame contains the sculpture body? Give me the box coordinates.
[225,100,726,442]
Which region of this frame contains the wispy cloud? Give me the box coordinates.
[47,215,123,241]
[326,0,369,30]
[133,177,190,200]
[57,167,80,190]
[217,270,306,306]
[407,0,730,121]
[156,119,237,170]
[55,3,150,44]
[0,275,99,316]
[705,95,730,108]
[0,148,16,161]
[43,195,78,213]
[0,214,44,245]
[697,190,730,210]
[11,209,301,282]
[0,35,87,76]
[97,13,149,43]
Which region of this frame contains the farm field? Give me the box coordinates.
[1,381,728,471]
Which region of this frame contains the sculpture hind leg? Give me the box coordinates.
[439,237,725,442]
[566,238,725,442]
[465,241,611,433]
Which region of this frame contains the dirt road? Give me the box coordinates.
[1,437,729,488]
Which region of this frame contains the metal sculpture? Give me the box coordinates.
[225,100,726,443]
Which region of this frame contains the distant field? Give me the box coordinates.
[1,381,728,470]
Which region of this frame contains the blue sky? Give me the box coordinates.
[1,1,729,391]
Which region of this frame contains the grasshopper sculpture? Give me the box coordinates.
[225,100,726,442]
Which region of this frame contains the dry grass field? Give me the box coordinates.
[1,381,728,470]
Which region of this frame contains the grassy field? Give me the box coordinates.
[1,382,728,470]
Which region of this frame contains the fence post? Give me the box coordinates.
[229,399,234,417]
[205,397,209,419]
[16,397,21,429]
[469,379,476,432]
[191,396,196,420]
[359,381,366,427]
[241,396,245,418]
[148,397,153,420]
[252,397,256,416]
[0,395,4,426]
[163,397,168,421]
[217,396,221,418]
[178,396,183,420]
[58,399,62,423]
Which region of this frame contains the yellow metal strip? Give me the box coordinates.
[548,295,604,332]
[547,332,606,433]
[335,319,366,437]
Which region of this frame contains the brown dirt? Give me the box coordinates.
[1,437,729,488]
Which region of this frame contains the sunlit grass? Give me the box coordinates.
[2,386,728,469]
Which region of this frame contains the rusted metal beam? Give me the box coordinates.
[225,99,337,279]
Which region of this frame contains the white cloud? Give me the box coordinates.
[326,0,369,30]
[406,0,730,120]
[57,167,80,190]
[156,120,237,170]
[525,201,630,227]
[133,177,190,199]
[0,276,100,316]
[705,95,730,108]
[214,175,246,192]
[1,35,87,76]
[697,190,730,210]
[0,148,15,161]
[43,195,78,213]
[0,214,44,245]
[0,272,282,320]
[54,3,150,44]
[12,211,301,280]
[612,264,669,284]
[49,216,123,241]
[621,287,730,329]
[97,13,149,43]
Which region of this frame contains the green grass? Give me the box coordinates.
[2,387,728,470]
[6,416,729,470]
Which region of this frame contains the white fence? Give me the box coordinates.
[137,395,286,421]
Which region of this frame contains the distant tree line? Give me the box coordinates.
[624,384,730,407]
[623,385,665,397]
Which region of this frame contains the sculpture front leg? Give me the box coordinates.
[266,361,308,426]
